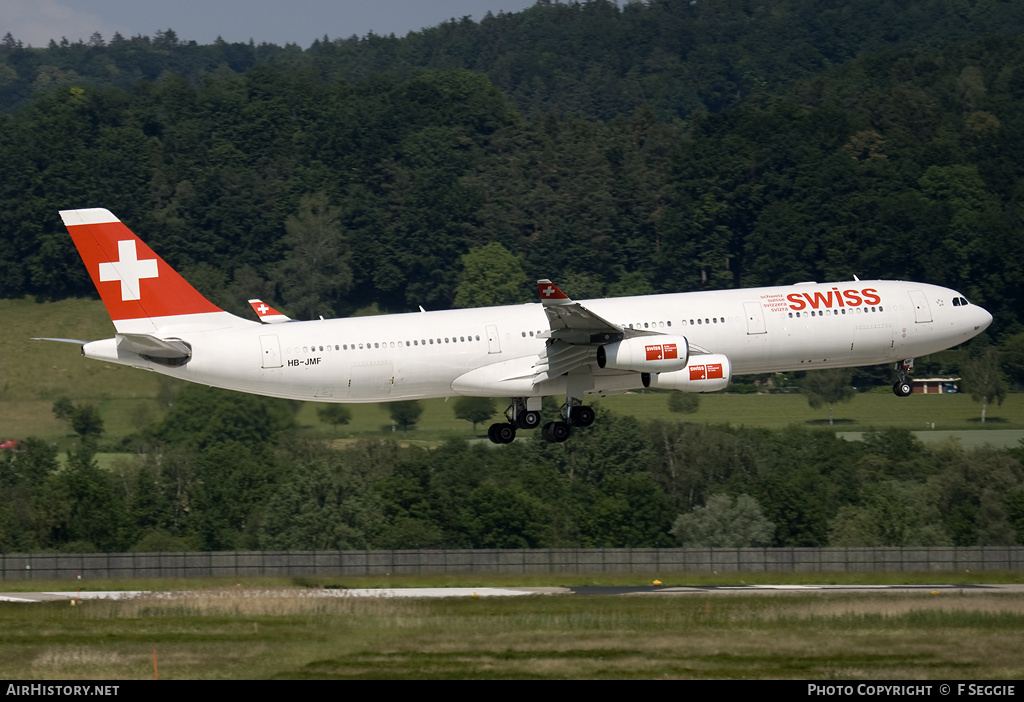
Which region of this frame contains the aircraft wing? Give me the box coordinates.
[533,279,659,382]
[537,279,624,344]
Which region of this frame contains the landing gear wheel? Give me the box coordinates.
[571,405,595,427]
[541,421,571,443]
[893,359,914,398]
[515,410,541,430]
[487,423,516,444]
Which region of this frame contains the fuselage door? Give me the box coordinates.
[259,334,282,368]
[743,302,767,335]
[486,324,501,354]
[908,289,932,323]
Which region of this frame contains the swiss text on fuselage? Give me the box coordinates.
[786,287,881,312]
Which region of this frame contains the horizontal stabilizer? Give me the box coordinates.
[32,337,90,345]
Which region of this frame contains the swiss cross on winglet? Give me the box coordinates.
[537,279,571,306]
[248,299,292,324]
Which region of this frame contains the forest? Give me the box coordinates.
[2,0,1024,551]
[1,386,1022,552]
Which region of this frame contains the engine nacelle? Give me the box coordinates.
[597,335,689,373]
[647,354,732,392]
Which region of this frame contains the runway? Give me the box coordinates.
[3,583,1022,602]
[0,587,563,602]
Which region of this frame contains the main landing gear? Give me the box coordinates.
[486,396,595,444]
[893,358,914,397]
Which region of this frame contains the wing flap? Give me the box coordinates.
[532,341,595,381]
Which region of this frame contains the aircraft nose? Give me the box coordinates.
[974,305,993,333]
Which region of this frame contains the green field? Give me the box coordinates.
[2,585,1022,679]
[2,298,1022,448]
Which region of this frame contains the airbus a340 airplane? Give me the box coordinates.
[43,208,992,444]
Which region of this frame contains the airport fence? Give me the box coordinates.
[1,547,1023,581]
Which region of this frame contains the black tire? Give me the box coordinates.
[542,421,571,443]
[515,410,541,430]
[572,405,595,427]
[496,423,516,443]
[488,423,516,444]
[893,381,912,397]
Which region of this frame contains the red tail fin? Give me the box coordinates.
[60,209,222,324]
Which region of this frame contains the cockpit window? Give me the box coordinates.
[952,297,969,307]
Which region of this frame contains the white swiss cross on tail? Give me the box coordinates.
[99,240,158,301]
[60,208,223,330]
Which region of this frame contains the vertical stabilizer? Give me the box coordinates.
[60,208,237,333]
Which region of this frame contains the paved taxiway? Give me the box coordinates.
[3,583,1023,602]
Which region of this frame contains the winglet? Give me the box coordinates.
[248,299,291,324]
[537,279,571,306]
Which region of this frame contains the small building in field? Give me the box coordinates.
[911,377,959,394]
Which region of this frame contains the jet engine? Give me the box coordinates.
[646,354,732,392]
[597,335,689,373]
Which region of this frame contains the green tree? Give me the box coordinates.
[54,441,128,551]
[453,242,530,308]
[453,396,496,436]
[275,192,352,319]
[156,385,296,449]
[317,404,352,434]
[52,397,104,439]
[961,346,1007,423]
[803,369,855,425]
[1000,333,1024,389]
[387,400,424,433]
[460,483,547,548]
[827,480,948,547]
[258,439,386,550]
[671,493,775,547]
[52,397,74,423]
[191,441,281,550]
[930,444,1022,546]
[70,404,104,440]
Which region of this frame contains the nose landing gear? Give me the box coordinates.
[893,359,914,397]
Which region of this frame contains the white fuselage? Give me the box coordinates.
[82,280,992,403]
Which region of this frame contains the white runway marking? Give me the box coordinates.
[0,587,546,602]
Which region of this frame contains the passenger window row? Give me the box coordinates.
[788,306,883,318]
[290,335,482,355]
